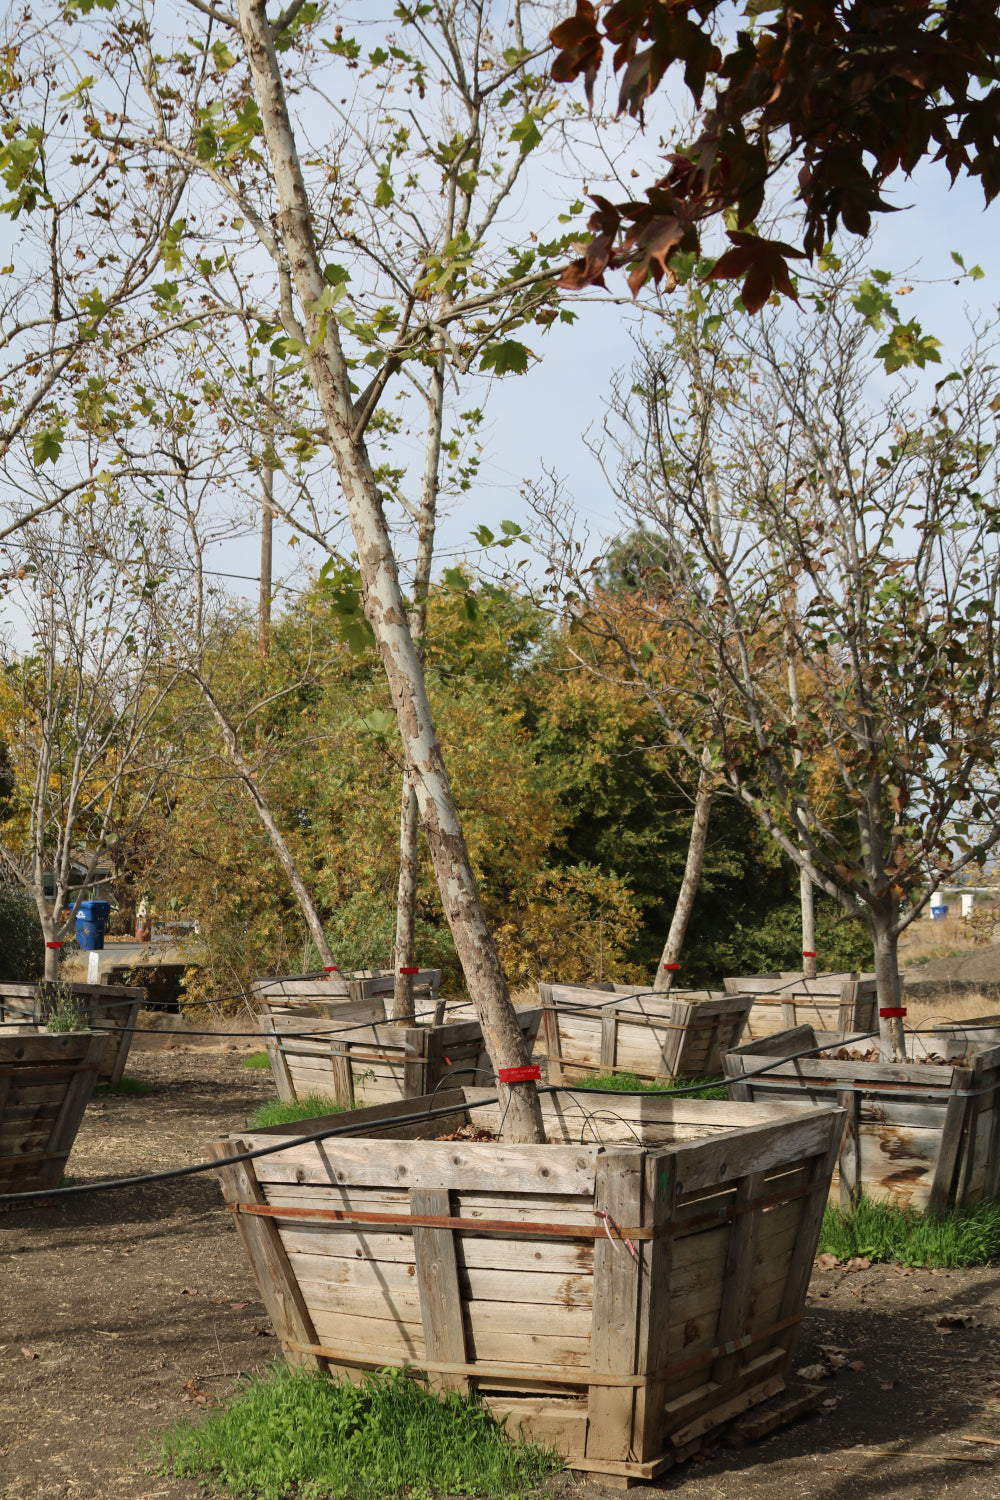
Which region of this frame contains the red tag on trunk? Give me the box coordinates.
[802,951,817,958]
[498,1065,541,1084]
[46,941,63,949]
[324,965,339,973]
[399,966,420,975]
[663,962,680,971]
[879,1007,907,1018]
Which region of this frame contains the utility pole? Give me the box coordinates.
[258,359,275,660]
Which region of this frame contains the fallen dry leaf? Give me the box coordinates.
[881,1378,900,1390]
[849,1360,866,1373]
[844,1256,871,1272]
[180,1288,199,1297]
[229,1301,249,1311]
[20,1348,36,1361]
[814,1252,839,1271]
[251,1324,275,1338]
[797,1363,830,1381]
[821,1397,839,1409]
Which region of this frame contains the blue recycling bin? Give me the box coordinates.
[75,899,111,951]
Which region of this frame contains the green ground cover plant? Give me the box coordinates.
[818,1197,1000,1267]
[156,1362,560,1500]
[574,1072,728,1100]
[248,1094,350,1129]
[95,1076,151,1096]
[242,1051,271,1069]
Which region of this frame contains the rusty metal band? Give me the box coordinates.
[228,1181,811,1240]
[283,1314,801,1388]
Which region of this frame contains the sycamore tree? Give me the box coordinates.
[0,4,198,538]
[35,0,601,1140]
[538,260,1000,1058]
[0,498,181,978]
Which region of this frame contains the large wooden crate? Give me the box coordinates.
[722,973,878,1042]
[210,1086,842,1483]
[0,1030,110,1192]
[0,981,144,1086]
[261,999,542,1109]
[538,983,752,1083]
[723,1024,1000,1213]
[255,969,443,1023]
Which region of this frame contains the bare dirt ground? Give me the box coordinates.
[3,1044,1000,1500]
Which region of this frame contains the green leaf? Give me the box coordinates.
[32,427,63,466]
[480,341,531,376]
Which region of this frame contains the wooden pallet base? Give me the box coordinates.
[728,1379,823,1442]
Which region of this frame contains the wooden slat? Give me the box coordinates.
[711,1169,766,1385]
[927,1065,974,1213]
[634,1150,676,1459]
[209,1141,325,1368]
[586,1149,643,1462]
[411,1187,469,1393]
[837,1089,861,1211]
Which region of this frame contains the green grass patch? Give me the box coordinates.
[95,1075,151,1096]
[156,1362,560,1500]
[574,1071,728,1100]
[249,1093,350,1129]
[242,1051,271,1069]
[818,1196,1000,1267]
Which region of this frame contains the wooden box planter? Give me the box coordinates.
[260,1000,542,1110]
[254,970,443,1023]
[722,973,878,1042]
[723,1024,1000,1213]
[0,981,144,1087]
[0,1030,110,1192]
[210,1085,843,1483]
[538,983,753,1084]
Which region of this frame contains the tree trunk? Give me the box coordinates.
[191,670,337,973]
[652,775,712,993]
[871,907,906,1061]
[392,351,444,1022]
[238,0,543,1142]
[800,868,817,977]
[392,772,419,1021]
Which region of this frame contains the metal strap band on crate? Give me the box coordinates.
[227,1180,812,1239]
[283,1313,802,1387]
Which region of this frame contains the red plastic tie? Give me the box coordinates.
[324,965,339,973]
[879,1007,907,1018]
[663,962,680,971]
[802,951,817,958]
[399,966,420,975]
[498,1065,541,1084]
[443,1056,451,1065]
[46,941,63,949]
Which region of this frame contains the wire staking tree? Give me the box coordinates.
[536,264,1000,1059]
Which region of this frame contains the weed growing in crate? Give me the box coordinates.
[242,1051,271,1068]
[45,984,87,1032]
[818,1196,1000,1267]
[249,1093,352,1128]
[575,1072,728,1099]
[156,1362,560,1500]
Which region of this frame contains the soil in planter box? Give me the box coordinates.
[826,1047,969,1064]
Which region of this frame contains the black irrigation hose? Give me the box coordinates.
[0,1037,878,1210]
[0,1093,502,1208]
